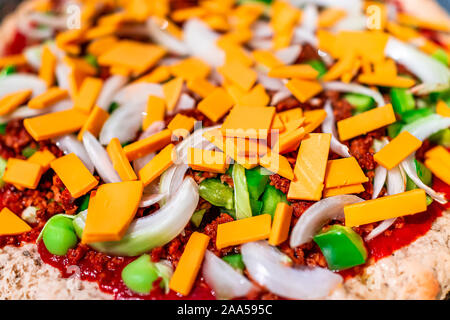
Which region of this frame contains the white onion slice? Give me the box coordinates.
[147,17,189,56]
[301,4,318,32]
[242,241,342,300]
[270,87,292,106]
[132,121,165,172]
[17,16,53,40]
[251,21,273,39]
[183,19,225,67]
[203,251,255,299]
[54,135,95,173]
[257,72,285,91]
[73,177,199,256]
[96,75,129,110]
[82,131,121,183]
[290,0,363,14]
[24,45,43,70]
[275,45,302,65]
[139,193,166,208]
[55,63,71,93]
[248,38,273,50]
[28,12,67,29]
[371,138,389,200]
[332,14,367,32]
[172,93,195,114]
[401,114,450,142]
[0,74,47,99]
[0,98,72,122]
[322,100,351,157]
[322,81,385,107]
[290,195,364,248]
[292,28,318,46]
[112,82,163,107]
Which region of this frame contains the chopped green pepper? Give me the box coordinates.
[0,65,16,77]
[232,164,252,219]
[429,128,450,148]
[76,194,90,213]
[390,87,415,114]
[431,48,449,66]
[108,102,120,114]
[199,179,234,210]
[313,225,368,271]
[387,122,403,139]
[306,59,327,78]
[84,54,98,68]
[405,160,433,205]
[249,198,263,216]
[21,146,38,158]
[344,93,375,113]
[222,253,245,271]
[0,123,6,135]
[401,108,433,123]
[191,209,206,228]
[260,184,289,218]
[245,166,270,200]
[0,156,7,188]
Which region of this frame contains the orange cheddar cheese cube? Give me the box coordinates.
[278,108,303,124]
[39,46,57,88]
[73,77,103,114]
[163,77,184,112]
[28,87,68,110]
[24,109,88,141]
[0,90,32,115]
[0,207,31,236]
[344,189,427,227]
[0,54,27,68]
[216,214,272,249]
[3,158,42,189]
[142,96,166,130]
[358,74,415,88]
[268,64,319,79]
[236,84,269,107]
[87,36,119,57]
[170,57,211,81]
[288,133,331,201]
[169,232,209,296]
[221,106,276,139]
[82,180,143,243]
[197,88,234,123]
[138,144,176,186]
[135,66,171,84]
[107,138,138,181]
[323,183,365,198]
[425,145,450,163]
[374,131,422,170]
[28,149,56,172]
[63,56,98,76]
[77,106,109,140]
[50,153,98,198]
[167,114,196,138]
[337,103,396,141]
[318,8,346,28]
[259,152,294,180]
[268,203,293,246]
[303,109,327,134]
[187,148,228,173]
[275,127,306,154]
[271,114,285,132]
[436,100,450,117]
[252,49,284,69]
[285,79,323,103]
[123,129,172,161]
[424,146,450,185]
[218,61,257,92]
[324,157,368,188]
[322,53,355,81]
[186,78,217,98]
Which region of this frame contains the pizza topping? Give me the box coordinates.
[268,202,293,246]
[0,207,31,236]
[3,158,43,189]
[42,215,78,256]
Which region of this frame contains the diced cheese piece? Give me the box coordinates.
[235,138,268,156]
[63,56,97,76]
[39,46,57,87]
[252,50,284,69]
[424,157,450,185]
[68,68,88,97]
[28,87,68,110]
[322,53,355,81]
[0,90,32,115]
[425,145,450,163]
[139,144,176,186]
[0,207,31,236]
[374,131,422,170]
[275,127,306,154]
[167,114,196,138]
[218,61,257,92]
[107,138,137,181]
[344,189,427,227]
[28,149,55,172]
[55,29,85,49]
[324,157,368,188]
[78,106,109,140]
[216,214,272,249]
[323,184,365,198]
[221,106,275,139]
[85,24,119,40]
[288,133,331,201]
[171,7,207,22]
[397,12,450,32]
[271,114,285,132]
[142,96,166,130]
[278,108,303,124]
[110,65,132,77]
[135,66,171,84]
[50,153,98,198]
[436,100,450,117]
[0,54,27,68]
[163,77,184,112]
[98,40,166,75]
[87,36,119,57]
[337,103,396,141]
[73,77,103,113]
[24,109,88,141]
[170,57,211,80]
[82,181,143,243]
[268,203,293,246]
[318,8,346,28]
[283,117,305,133]
[124,129,172,161]
[169,232,209,296]
[304,109,327,134]
[259,152,294,180]
[358,74,415,88]
[203,14,231,32]
[3,158,42,189]
[268,64,319,79]
[197,88,234,123]
[236,84,269,107]
[218,40,253,67]
[272,28,294,50]
[223,83,246,104]
[186,78,216,98]
[285,79,323,103]
[187,148,228,173]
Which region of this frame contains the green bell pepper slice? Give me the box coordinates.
[390,87,415,114]
[431,48,449,66]
[21,146,38,158]
[306,59,327,78]
[344,93,375,113]
[222,253,245,271]
[0,123,6,135]
[0,65,16,77]
[401,108,433,123]
[199,179,234,210]
[232,164,253,219]
[260,184,289,218]
[245,166,270,200]
[0,156,7,188]
[191,209,206,228]
[429,128,450,148]
[249,198,263,216]
[314,225,368,271]
[387,122,403,139]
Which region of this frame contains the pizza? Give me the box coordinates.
[0,0,449,300]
